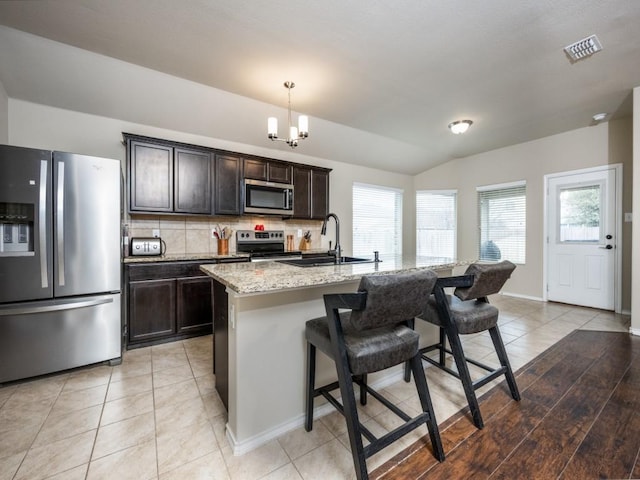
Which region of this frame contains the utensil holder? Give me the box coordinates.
[217,238,229,255]
[299,239,311,250]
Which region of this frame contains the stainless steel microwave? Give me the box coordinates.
[243,179,294,216]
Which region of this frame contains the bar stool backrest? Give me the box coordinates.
[454,261,516,301]
[348,269,438,331]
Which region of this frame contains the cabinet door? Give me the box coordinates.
[176,276,213,334]
[292,166,311,218]
[268,162,292,184]
[128,278,176,343]
[129,141,173,212]
[243,158,267,181]
[175,148,212,214]
[214,154,242,215]
[311,169,330,219]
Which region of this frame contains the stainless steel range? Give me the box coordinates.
[236,230,302,262]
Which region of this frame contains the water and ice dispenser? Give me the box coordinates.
[0,202,34,255]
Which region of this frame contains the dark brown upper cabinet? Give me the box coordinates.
[174,148,212,214]
[293,166,330,219]
[310,168,330,219]
[243,158,292,184]
[128,140,173,213]
[214,154,242,215]
[126,134,212,215]
[124,132,330,218]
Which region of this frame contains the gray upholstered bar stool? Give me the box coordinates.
[414,261,520,429]
[305,270,445,480]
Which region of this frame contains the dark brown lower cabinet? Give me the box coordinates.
[126,261,215,348]
[177,276,214,333]
[128,278,177,343]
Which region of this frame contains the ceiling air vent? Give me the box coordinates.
[564,34,602,62]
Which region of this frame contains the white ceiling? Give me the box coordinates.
[0,0,639,174]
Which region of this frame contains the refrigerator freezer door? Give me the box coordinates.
[0,145,53,303]
[53,152,121,297]
[0,293,122,383]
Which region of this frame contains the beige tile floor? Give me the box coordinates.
[0,296,630,480]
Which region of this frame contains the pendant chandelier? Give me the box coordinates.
[267,81,309,148]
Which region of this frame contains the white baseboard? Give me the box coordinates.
[226,367,407,456]
[500,291,545,302]
[630,326,640,337]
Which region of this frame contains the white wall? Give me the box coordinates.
[0,79,8,144]
[8,99,415,256]
[414,122,633,310]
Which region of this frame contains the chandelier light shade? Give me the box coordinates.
[268,81,309,148]
[448,119,473,134]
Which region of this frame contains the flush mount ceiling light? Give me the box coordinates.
[564,34,602,62]
[448,120,473,134]
[267,81,309,148]
[592,112,608,122]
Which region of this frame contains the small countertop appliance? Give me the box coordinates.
[130,237,165,256]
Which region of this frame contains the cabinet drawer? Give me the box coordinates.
[126,261,217,281]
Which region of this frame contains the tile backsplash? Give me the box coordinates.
[126,214,325,256]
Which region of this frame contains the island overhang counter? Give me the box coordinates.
[200,257,464,455]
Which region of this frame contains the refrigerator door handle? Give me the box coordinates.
[56,161,65,286]
[0,296,114,316]
[39,160,49,289]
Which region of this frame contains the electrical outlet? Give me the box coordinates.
[152,229,160,238]
[297,229,302,238]
[211,228,217,238]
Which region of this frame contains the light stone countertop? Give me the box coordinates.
[200,256,472,295]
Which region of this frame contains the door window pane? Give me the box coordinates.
[558,184,601,243]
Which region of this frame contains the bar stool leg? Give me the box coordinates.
[410,355,445,461]
[305,342,316,432]
[358,374,368,405]
[489,326,521,401]
[334,354,368,479]
[438,327,447,366]
[443,327,484,429]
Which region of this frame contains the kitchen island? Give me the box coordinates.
[200,257,465,455]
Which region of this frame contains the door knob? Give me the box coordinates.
[599,244,613,250]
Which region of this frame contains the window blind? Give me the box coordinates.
[352,182,403,256]
[416,190,457,262]
[477,182,526,264]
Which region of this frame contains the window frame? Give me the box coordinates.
[477,180,526,264]
[416,189,457,263]
[352,182,403,257]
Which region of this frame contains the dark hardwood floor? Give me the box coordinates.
[373,330,640,479]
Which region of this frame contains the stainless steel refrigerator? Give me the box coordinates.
[0,144,122,383]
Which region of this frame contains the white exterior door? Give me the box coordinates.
[546,167,619,310]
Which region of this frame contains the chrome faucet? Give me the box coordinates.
[321,213,341,264]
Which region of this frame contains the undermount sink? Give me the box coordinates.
[277,256,377,267]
